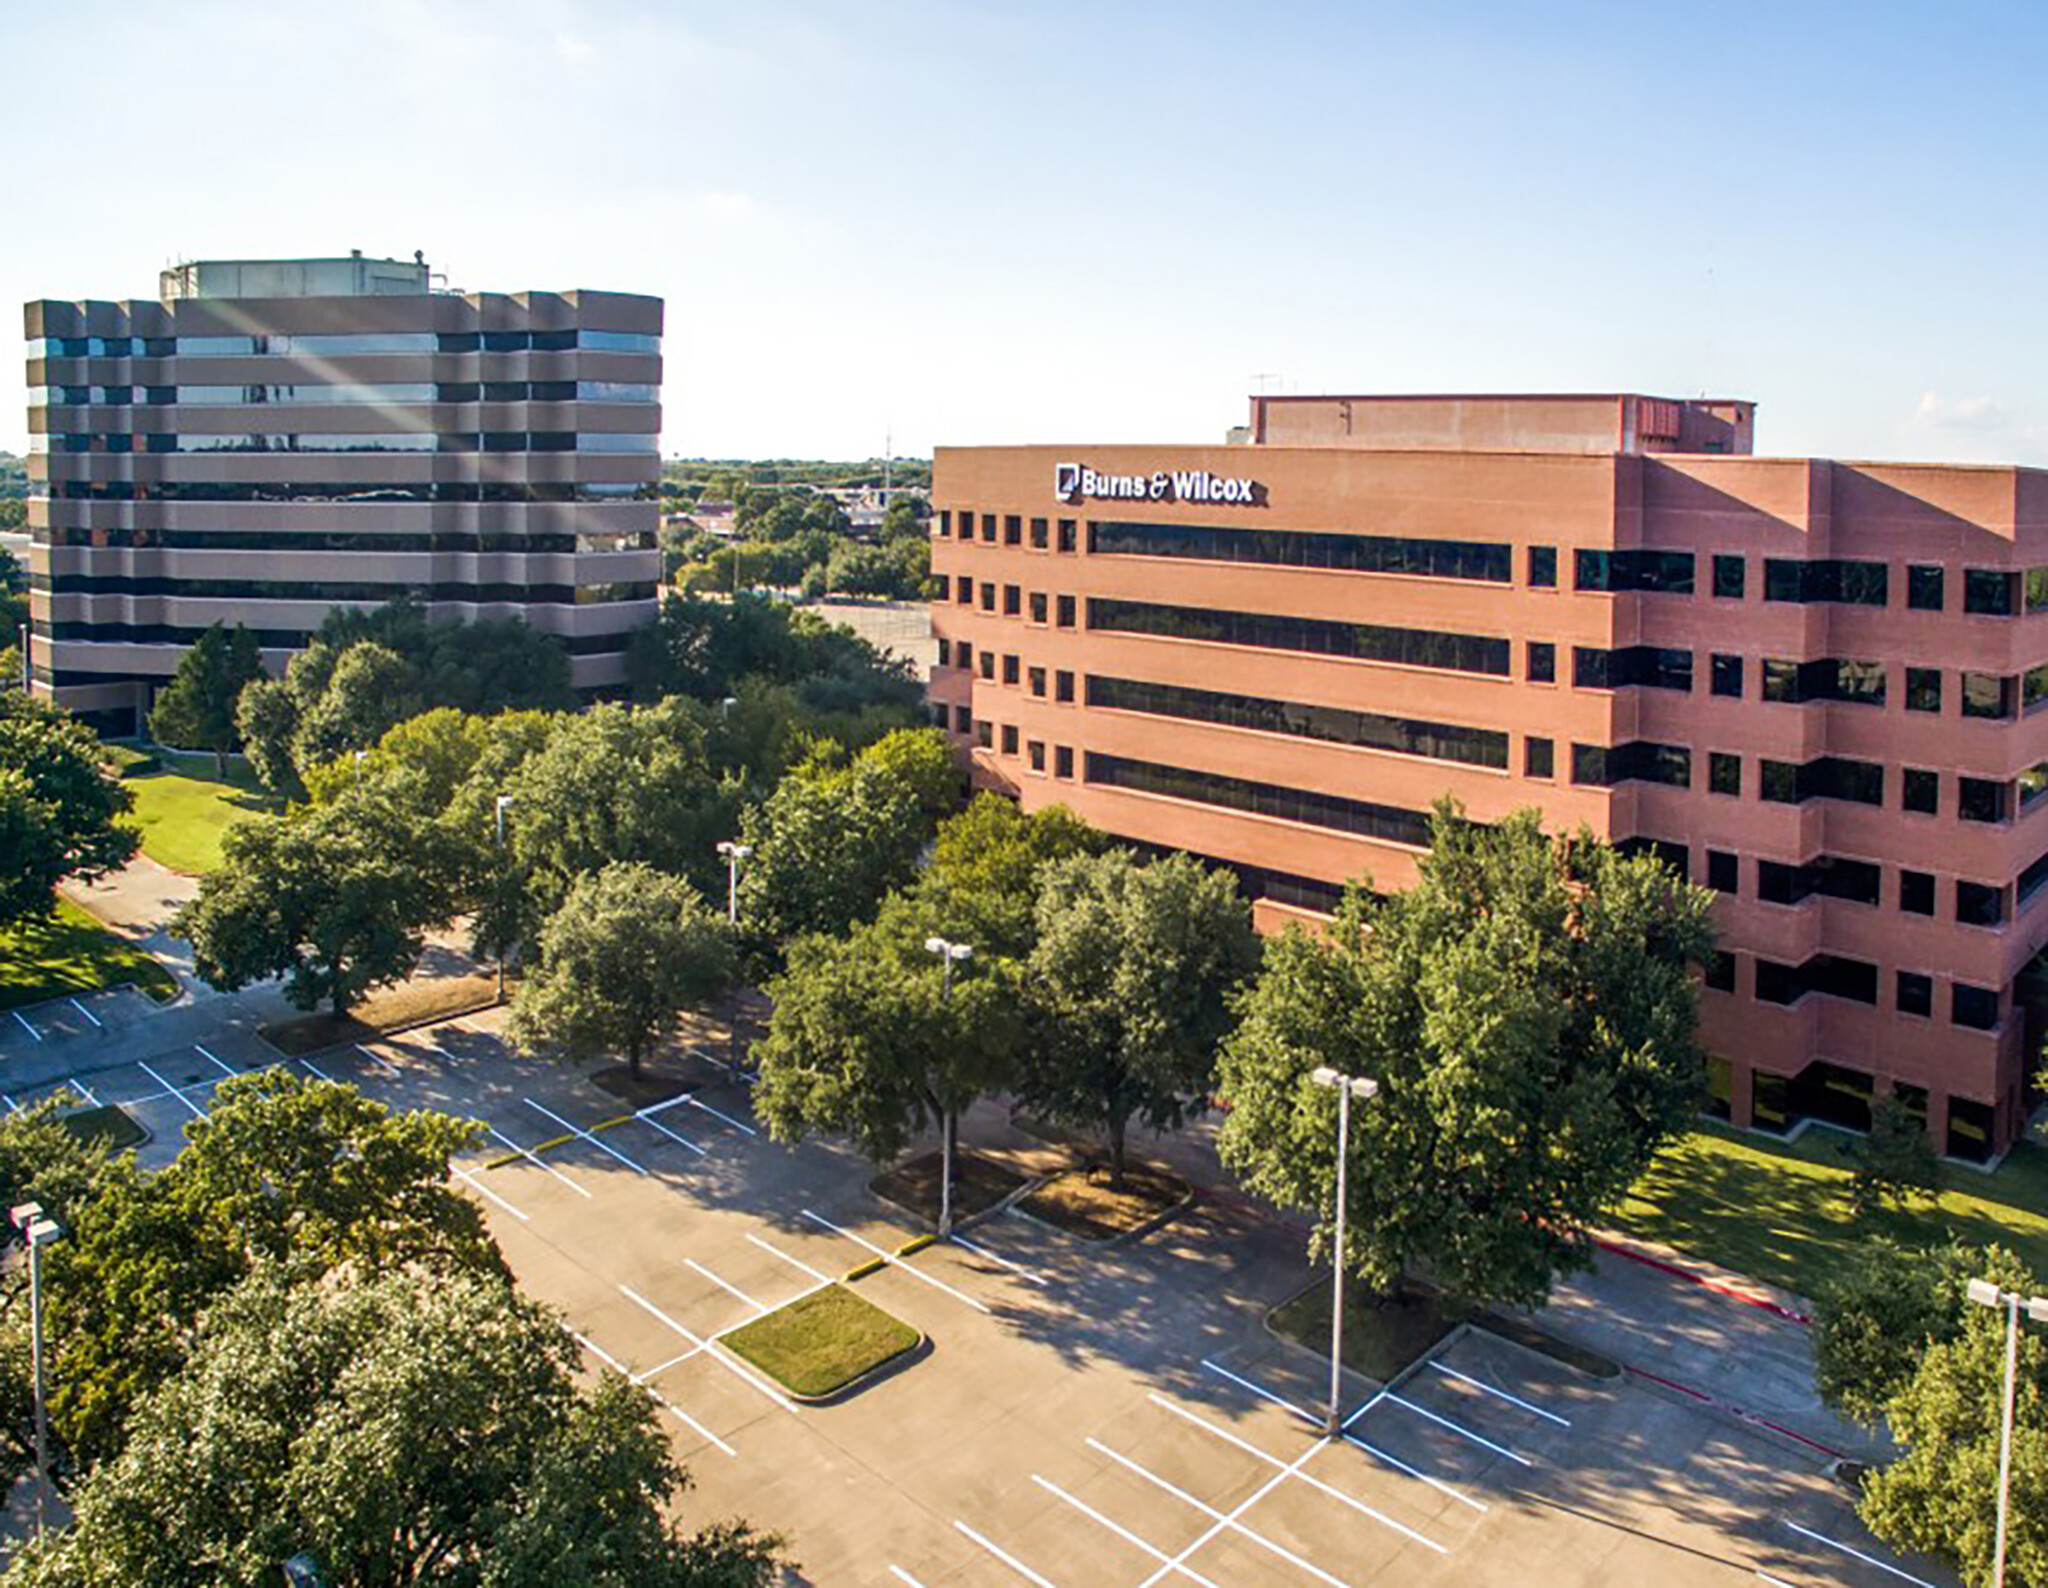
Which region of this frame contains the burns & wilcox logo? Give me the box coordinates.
[1054,462,1265,507]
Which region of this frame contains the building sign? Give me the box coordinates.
[1055,462,1265,507]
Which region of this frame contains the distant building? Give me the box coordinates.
[23,251,663,731]
[933,391,2048,1160]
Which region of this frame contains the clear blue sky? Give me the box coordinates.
[5,0,2044,465]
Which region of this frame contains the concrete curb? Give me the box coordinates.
[767,1330,933,1407]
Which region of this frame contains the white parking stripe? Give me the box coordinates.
[748,1232,835,1285]
[482,1122,592,1198]
[11,1012,41,1043]
[952,1232,1048,1285]
[1343,1431,1489,1512]
[2,1096,18,1115]
[685,1095,757,1135]
[1201,1359,1320,1427]
[70,1079,99,1107]
[524,1098,649,1176]
[1032,1475,1223,1586]
[799,1208,992,1314]
[1386,1392,1532,1466]
[1755,1574,1797,1587]
[354,1044,402,1077]
[300,1058,335,1082]
[1432,1362,1571,1425]
[139,1060,207,1120]
[632,1348,705,1382]
[618,1285,797,1413]
[570,1328,735,1456]
[1148,1395,1450,1548]
[68,998,101,1029]
[1090,1439,1352,1588]
[633,1110,708,1155]
[451,1164,529,1221]
[686,1257,764,1312]
[887,1568,928,1587]
[1783,1521,1936,1586]
[954,1521,1059,1587]
[194,1044,235,1078]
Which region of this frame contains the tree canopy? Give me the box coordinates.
[146,622,265,776]
[1019,850,1260,1181]
[1216,803,1717,1310]
[508,863,735,1080]
[0,693,139,929]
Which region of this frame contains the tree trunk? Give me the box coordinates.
[940,1108,958,1238]
[1108,1113,1129,1190]
[628,1040,644,1083]
[214,746,228,780]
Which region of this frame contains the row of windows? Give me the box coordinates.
[33,432,657,455]
[35,620,634,654]
[940,511,1079,552]
[1086,598,1511,677]
[43,577,656,604]
[1717,950,2002,1030]
[42,481,657,504]
[1571,645,1693,691]
[30,330,660,359]
[39,528,652,553]
[1084,753,1437,849]
[32,381,656,408]
[1700,845,2018,923]
[946,520,2048,619]
[1567,741,1692,787]
[1083,674,1510,769]
[1087,520,1513,582]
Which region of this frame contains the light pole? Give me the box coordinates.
[1308,1066,1379,1436]
[494,794,516,999]
[924,936,973,1238]
[1965,1276,2048,1585]
[11,1201,62,1538]
[715,840,752,927]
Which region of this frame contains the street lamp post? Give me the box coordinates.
[715,842,753,1078]
[924,936,973,1238]
[11,1202,63,1538]
[1308,1066,1379,1437]
[1965,1276,2048,1585]
[494,794,516,999]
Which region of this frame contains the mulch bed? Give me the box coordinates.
[871,1149,1029,1225]
[1017,1163,1192,1241]
[1268,1280,1457,1384]
[260,973,500,1056]
[590,1067,692,1107]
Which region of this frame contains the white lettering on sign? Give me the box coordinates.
[1055,462,1264,507]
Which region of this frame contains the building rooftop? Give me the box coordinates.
[158,250,433,304]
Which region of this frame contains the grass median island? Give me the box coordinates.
[1612,1121,2048,1301]
[721,1284,920,1399]
[121,752,276,875]
[1019,1162,1192,1241]
[0,897,180,1011]
[1269,1279,1456,1384]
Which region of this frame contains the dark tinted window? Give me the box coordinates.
[1527,546,1557,588]
[1962,672,2014,719]
[1526,642,1555,683]
[1959,777,2011,824]
[1953,983,2000,1030]
[1897,972,1932,1017]
[1713,555,1745,599]
[1705,952,1737,992]
[1902,768,1939,814]
[1711,654,1743,697]
[1907,565,1944,611]
[1089,520,1511,581]
[1900,870,1935,915]
[1964,569,2016,615]
[1905,668,1942,713]
[1090,599,1509,676]
[1524,737,1554,778]
[1708,752,1741,795]
[1707,850,1738,892]
[1084,754,1434,848]
[1957,881,2006,927]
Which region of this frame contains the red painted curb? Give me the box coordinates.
[1595,1237,1812,1326]
[1624,1365,1847,1460]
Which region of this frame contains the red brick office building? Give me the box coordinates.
[930,394,2048,1160]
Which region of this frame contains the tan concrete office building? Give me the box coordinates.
[23,253,663,729]
[932,394,2048,1160]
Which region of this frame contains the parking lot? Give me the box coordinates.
[0,1008,1955,1586]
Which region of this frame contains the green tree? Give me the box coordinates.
[1216,803,1717,1310]
[234,674,305,798]
[6,1266,782,1587]
[737,728,960,946]
[1843,1245,2048,1584]
[146,622,264,777]
[753,894,1019,1233]
[1845,1093,1943,1218]
[293,641,422,764]
[175,798,455,1014]
[910,795,1105,960]
[0,693,139,928]
[508,863,735,1081]
[1813,1238,1987,1426]
[1020,851,1259,1184]
[0,1072,494,1475]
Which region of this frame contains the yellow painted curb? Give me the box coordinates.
[845,1257,887,1282]
[895,1234,935,1258]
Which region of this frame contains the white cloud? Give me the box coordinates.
[1914,390,2009,432]
[553,31,596,62]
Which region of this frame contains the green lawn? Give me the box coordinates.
[1613,1121,2048,1300]
[121,752,275,874]
[0,898,180,1012]
[721,1284,920,1398]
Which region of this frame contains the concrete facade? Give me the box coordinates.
[931,394,2048,1160]
[22,253,664,728]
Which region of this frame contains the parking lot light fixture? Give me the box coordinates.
[493,794,517,998]
[1965,1277,2048,1586]
[716,841,753,928]
[1307,1067,1379,1436]
[923,937,973,1237]
[11,1202,62,1537]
